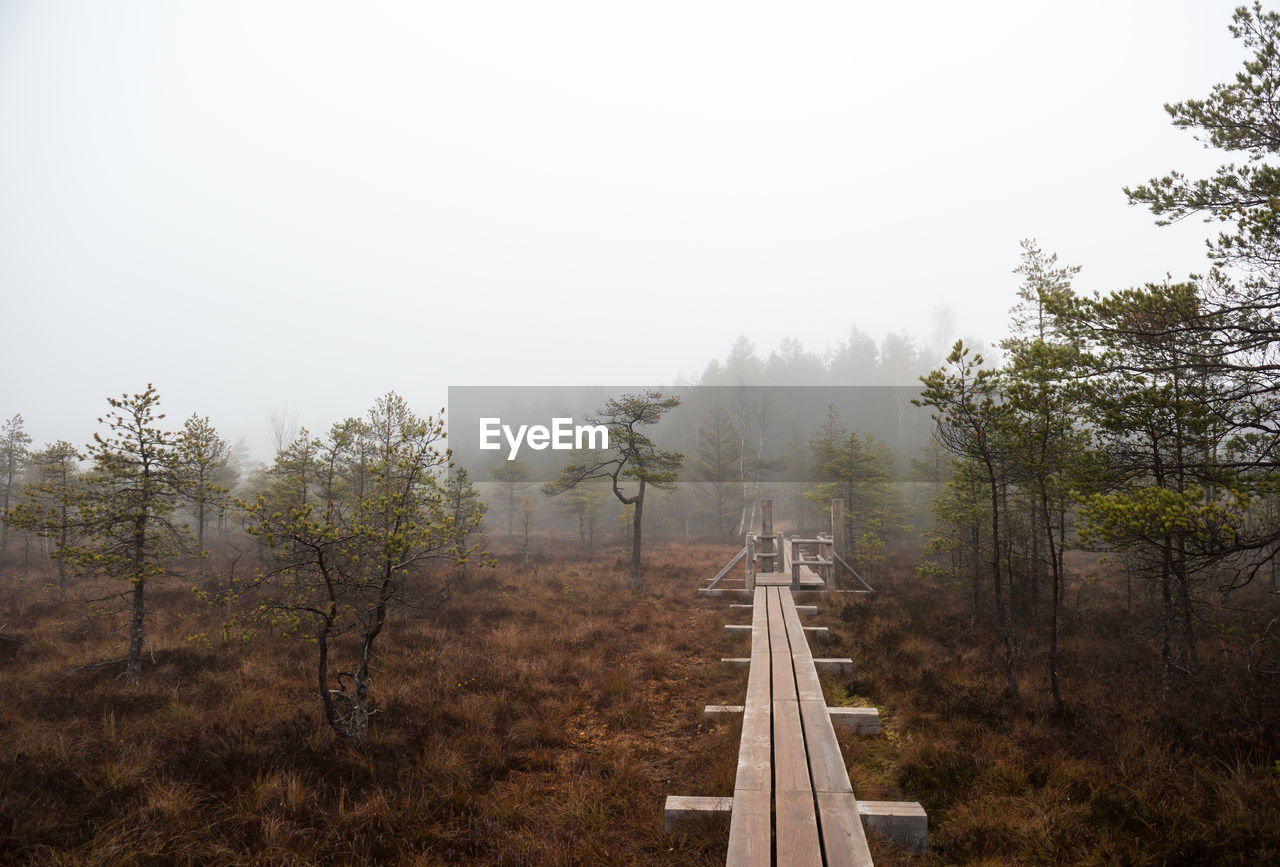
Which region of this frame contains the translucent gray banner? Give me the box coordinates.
[446,385,934,485]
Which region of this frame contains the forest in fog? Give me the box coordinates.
[1,3,1280,864]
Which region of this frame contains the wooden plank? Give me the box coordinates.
[814,657,854,675]
[761,499,774,573]
[775,791,823,866]
[745,655,771,707]
[751,619,770,656]
[725,787,771,866]
[815,792,875,866]
[859,801,929,854]
[734,703,772,792]
[766,587,789,649]
[791,655,825,701]
[735,650,771,792]
[664,795,733,834]
[772,651,798,702]
[724,624,752,637]
[703,704,744,719]
[799,699,853,794]
[719,657,750,668]
[829,706,880,733]
[778,591,812,659]
[707,545,749,590]
[753,585,768,617]
[772,700,810,792]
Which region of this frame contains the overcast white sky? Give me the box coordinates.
[0,1,1251,461]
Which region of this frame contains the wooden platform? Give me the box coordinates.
[669,584,925,862]
[726,585,875,864]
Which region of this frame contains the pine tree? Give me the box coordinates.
[178,414,232,588]
[917,345,1022,707]
[244,393,477,740]
[0,414,32,555]
[14,441,83,590]
[78,386,190,684]
[693,401,743,536]
[545,391,683,589]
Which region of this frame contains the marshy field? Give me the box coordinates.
[1,538,1276,865]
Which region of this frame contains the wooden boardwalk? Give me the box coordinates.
[726,585,876,864]
[668,504,926,863]
[666,585,926,862]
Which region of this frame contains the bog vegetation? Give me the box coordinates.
[2,4,1280,863]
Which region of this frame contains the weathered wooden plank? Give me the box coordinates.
[772,651,798,702]
[794,604,818,616]
[859,801,929,854]
[814,657,854,675]
[745,656,771,706]
[815,792,875,866]
[772,700,810,792]
[774,791,823,866]
[724,624,752,637]
[766,587,789,649]
[792,659,825,702]
[663,795,733,834]
[778,591,812,659]
[751,618,769,656]
[719,657,750,669]
[800,699,853,794]
[734,703,772,792]
[707,545,749,590]
[725,787,771,866]
[735,652,772,792]
[829,706,880,733]
[703,704,744,719]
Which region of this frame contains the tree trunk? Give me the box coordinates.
[1160,550,1174,703]
[970,516,981,629]
[126,513,147,685]
[1039,479,1064,715]
[57,499,68,591]
[1175,536,1198,676]
[196,496,206,588]
[630,479,645,590]
[127,576,146,685]
[986,459,1020,708]
[1,458,11,553]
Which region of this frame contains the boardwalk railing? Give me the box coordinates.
[700,499,874,597]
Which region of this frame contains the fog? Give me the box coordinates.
[0,0,1244,462]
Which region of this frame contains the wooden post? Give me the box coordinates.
[746,534,756,590]
[831,499,845,591]
[761,499,774,573]
[818,534,832,585]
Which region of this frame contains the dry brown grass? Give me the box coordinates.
[0,538,1277,864]
[0,539,743,864]
[823,549,1280,865]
